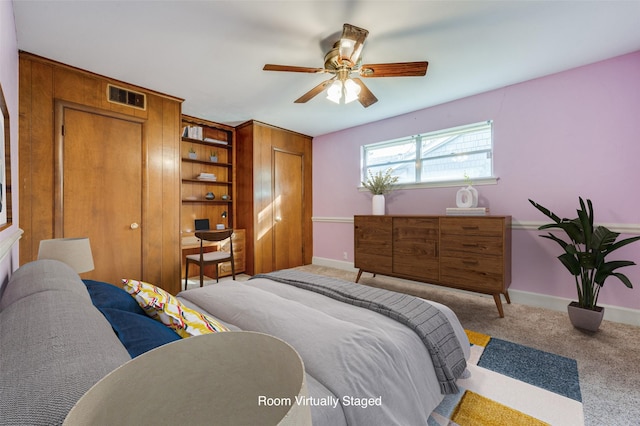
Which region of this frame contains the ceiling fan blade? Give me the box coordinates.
[359,61,428,78]
[263,64,326,73]
[339,23,369,65]
[351,78,378,108]
[294,79,334,103]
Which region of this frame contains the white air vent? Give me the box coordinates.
[107,84,146,110]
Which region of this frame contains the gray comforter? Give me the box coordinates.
[178,274,469,426]
[252,270,467,394]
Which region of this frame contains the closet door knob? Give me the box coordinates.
[275,216,282,222]
[130,222,139,230]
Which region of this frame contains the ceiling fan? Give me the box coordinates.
[263,23,428,108]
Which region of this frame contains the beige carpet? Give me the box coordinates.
[285,265,640,426]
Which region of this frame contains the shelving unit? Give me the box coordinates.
[180,116,235,232]
[180,115,244,279]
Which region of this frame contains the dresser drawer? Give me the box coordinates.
[440,235,503,257]
[440,217,504,237]
[354,216,393,274]
[440,255,505,292]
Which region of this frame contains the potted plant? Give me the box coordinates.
[362,168,399,215]
[529,197,640,331]
[210,150,218,162]
[188,147,197,159]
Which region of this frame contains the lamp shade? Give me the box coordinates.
[326,80,343,103]
[343,79,361,103]
[37,237,95,273]
[64,332,312,426]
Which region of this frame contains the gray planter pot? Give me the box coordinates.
[567,301,604,332]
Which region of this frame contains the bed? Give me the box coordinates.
[177,269,470,426]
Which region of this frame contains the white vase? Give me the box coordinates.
[372,194,385,215]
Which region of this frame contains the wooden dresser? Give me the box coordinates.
[354,215,512,317]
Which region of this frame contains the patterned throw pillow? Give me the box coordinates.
[122,279,229,338]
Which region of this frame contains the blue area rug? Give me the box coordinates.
[428,330,584,426]
[478,337,582,402]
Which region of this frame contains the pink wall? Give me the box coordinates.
[312,51,640,311]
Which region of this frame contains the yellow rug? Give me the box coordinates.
[428,330,583,426]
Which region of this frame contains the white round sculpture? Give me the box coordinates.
[456,185,478,208]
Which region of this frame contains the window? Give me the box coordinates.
[361,121,494,187]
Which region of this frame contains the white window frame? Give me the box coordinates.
[360,121,498,190]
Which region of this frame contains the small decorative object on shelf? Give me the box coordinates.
[197,172,216,181]
[455,173,478,208]
[183,125,203,140]
[456,186,478,208]
[210,151,218,162]
[205,192,215,200]
[362,168,399,215]
[188,147,197,159]
[221,194,230,200]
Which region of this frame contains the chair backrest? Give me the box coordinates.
[195,229,233,245]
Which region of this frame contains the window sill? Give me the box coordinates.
[358,176,499,192]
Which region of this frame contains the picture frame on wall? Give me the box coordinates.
[0,82,12,230]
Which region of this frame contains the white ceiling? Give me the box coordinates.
[12,0,640,137]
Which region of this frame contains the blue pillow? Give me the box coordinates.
[98,307,181,357]
[83,279,145,315]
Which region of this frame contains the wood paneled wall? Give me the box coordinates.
[19,52,183,294]
[236,120,313,274]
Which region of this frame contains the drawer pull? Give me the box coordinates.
[463,260,479,266]
[462,226,480,230]
[462,243,479,247]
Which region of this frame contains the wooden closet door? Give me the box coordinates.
[58,105,143,284]
[273,148,304,270]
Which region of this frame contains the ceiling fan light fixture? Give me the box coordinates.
[338,39,355,62]
[343,78,361,103]
[326,80,343,103]
[263,23,425,108]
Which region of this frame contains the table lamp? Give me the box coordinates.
[64,331,312,425]
[37,237,95,273]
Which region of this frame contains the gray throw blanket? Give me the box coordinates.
[250,270,467,394]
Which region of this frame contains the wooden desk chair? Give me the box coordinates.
[184,229,235,290]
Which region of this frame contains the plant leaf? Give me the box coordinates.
[558,252,581,275]
[529,199,562,223]
[591,226,619,251]
[539,221,583,244]
[577,198,592,249]
[610,272,634,289]
[594,260,636,284]
[540,233,570,250]
[605,235,640,254]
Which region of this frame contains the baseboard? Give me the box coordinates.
[311,256,640,327]
[311,256,359,272]
[509,289,640,327]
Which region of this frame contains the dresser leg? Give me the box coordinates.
[493,294,505,318]
[355,269,364,283]
[504,290,511,304]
